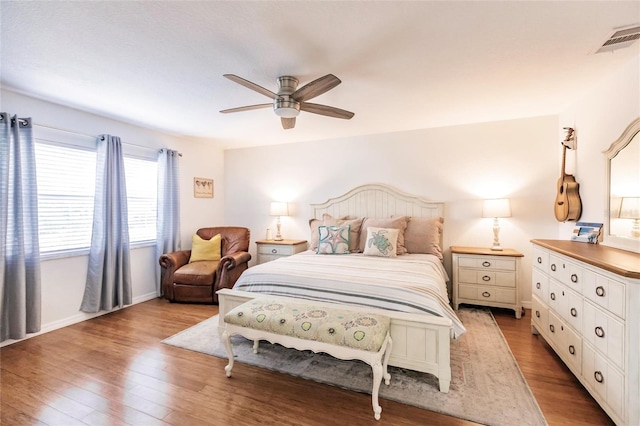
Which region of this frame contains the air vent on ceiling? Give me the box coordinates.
[595,25,640,54]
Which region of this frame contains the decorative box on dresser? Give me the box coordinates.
[451,246,523,319]
[530,239,639,426]
[255,239,307,264]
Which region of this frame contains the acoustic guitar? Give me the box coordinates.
[554,127,582,222]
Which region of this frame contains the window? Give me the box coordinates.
[124,156,157,244]
[35,134,158,256]
[35,142,97,253]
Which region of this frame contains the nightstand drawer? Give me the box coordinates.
[458,256,516,271]
[458,269,516,287]
[258,245,297,256]
[458,284,516,304]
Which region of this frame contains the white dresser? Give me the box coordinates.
[255,239,307,264]
[451,246,523,318]
[531,239,639,426]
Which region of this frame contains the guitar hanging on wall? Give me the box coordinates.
[554,127,582,222]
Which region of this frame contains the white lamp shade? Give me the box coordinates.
[619,197,640,219]
[482,198,512,218]
[270,201,289,217]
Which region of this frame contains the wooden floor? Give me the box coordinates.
[1,300,614,426]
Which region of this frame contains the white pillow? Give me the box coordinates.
[363,227,399,258]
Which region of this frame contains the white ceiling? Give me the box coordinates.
[1,1,639,149]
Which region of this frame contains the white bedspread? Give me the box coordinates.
[234,251,466,338]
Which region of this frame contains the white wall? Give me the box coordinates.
[559,54,640,240]
[225,115,561,307]
[2,90,226,345]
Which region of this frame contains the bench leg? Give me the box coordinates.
[253,340,259,354]
[371,360,383,420]
[220,330,234,378]
[382,336,392,385]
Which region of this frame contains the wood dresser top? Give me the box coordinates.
[531,239,640,279]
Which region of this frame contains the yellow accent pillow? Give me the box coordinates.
[189,233,222,263]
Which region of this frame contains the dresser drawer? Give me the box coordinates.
[548,254,583,293]
[458,269,516,287]
[583,270,625,320]
[583,343,625,422]
[532,245,549,271]
[532,268,549,303]
[531,296,548,333]
[458,256,515,271]
[583,301,625,371]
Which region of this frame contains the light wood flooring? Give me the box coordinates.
[1,299,614,425]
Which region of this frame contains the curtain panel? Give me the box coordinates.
[0,113,42,342]
[155,149,181,296]
[80,135,132,313]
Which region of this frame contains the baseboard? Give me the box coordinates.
[521,300,532,310]
[1,291,159,348]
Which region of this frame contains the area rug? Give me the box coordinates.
[162,307,546,426]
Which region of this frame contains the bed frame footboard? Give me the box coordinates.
[217,288,452,393]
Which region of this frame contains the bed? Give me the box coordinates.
[217,183,465,392]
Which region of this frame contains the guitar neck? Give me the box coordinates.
[560,143,568,178]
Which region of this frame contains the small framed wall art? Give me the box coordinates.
[194,177,214,198]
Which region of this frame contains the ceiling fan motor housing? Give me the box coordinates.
[274,76,300,117]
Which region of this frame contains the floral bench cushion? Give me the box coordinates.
[224,298,390,352]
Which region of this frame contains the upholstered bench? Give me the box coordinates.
[221,298,393,420]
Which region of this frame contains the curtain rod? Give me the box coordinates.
[33,123,182,156]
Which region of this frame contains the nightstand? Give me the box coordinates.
[451,246,523,318]
[255,239,308,264]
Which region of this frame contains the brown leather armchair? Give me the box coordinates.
[159,226,251,304]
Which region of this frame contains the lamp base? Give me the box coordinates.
[491,245,504,251]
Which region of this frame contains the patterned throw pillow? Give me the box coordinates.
[317,225,351,254]
[363,227,399,258]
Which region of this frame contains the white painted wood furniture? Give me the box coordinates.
[255,239,307,264]
[451,246,523,318]
[220,296,392,420]
[531,239,639,426]
[218,183,455,393]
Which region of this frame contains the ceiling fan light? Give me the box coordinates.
[274,99,300,118]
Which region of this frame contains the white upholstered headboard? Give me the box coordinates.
[310,183,444,220]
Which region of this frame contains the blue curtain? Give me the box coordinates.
[155,149,181,296]
[80,135,132,313]
[0,113,42,341]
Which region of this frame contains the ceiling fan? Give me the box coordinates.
[220,74,355,129]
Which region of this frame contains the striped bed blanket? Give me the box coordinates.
[233,251,466,338]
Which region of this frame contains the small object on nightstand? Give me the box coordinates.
[451,246,523,319]
[256,239,307,264]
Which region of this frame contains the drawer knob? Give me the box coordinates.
[549,324,555,333]
[271,248,277,254]
[482,275,491,282]
[569,345,575,355]
[482,261,491,267]
[536,282,541,289]
[595,286,605,297]
[481,291,491,298]
[550,292,556,301]
[594,371,604,383]
[535,310,540,318]
[551,264,557,272]
[595,326,605,338]
[537,256,542,264]
[570,307,577,317]
[570,274,578,283]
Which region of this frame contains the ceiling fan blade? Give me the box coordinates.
[281,117,296,129]
[300,102,354,120]
[223,74,278,99]
[220,103,272,114]
[292,74,341,102]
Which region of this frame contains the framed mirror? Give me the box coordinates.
[603,117,640,253]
